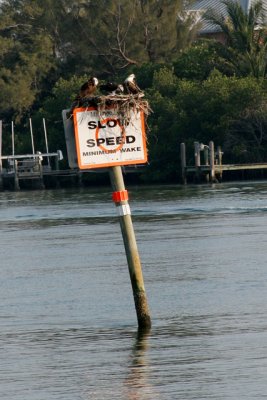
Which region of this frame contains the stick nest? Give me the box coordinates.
[70,92,152,127]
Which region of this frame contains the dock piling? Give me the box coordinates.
[0,121,3,190]
[203,145,209,182]
[209,141,216,183]
[217,146,223,181]
[29,118,35,155]
[14,160,20,190]
[43,118,51,169]
[37,152,45,189]
[194,141,201,182]
[180,143,187,184]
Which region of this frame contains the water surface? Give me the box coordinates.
[1,181,267,399]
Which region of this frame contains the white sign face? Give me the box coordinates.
[73,107,147,169]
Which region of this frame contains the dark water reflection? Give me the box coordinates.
[124,329,152,400]
[1,181,267,399]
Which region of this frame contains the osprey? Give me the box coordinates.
[79,77,99,98]
[124,74,142,94]
[99,82,124,95]
[67,76,98,118]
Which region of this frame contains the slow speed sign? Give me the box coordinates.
[73,107,147,169]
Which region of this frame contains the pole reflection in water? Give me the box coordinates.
[124,329,157,400]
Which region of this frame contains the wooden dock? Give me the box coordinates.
[181,141,267,183]
[0,151,70,190]
[0,118,84,190]
[0,118,146,190]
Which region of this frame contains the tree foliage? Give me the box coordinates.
[141,67,267,181]
[173,39,235,79]
[0,0,197,122]
[1,0,267,183]
[205,0,267,78]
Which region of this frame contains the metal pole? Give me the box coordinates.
[11,121,15,157]
[11,121,15,174]
[29,118,35,155]
[43,118,51,168]
[109,166,151,329]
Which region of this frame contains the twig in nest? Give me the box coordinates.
[68,93,153,130]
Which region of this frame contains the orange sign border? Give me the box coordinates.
[73,107,147,169]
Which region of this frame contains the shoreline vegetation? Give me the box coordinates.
[1,1,267,185]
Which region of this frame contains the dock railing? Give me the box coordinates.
[181,141,267,183]
[0,151,63,190]
[181,141,222,183]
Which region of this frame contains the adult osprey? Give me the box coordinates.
[124,74,142,94]
[99,82,124,95]
[67,76,98,118]
[79,77,99,98]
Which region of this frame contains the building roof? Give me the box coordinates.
[188,0,266,33]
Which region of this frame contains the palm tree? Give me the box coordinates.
[205,0,267,78]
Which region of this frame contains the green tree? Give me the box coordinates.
[0,0,198,122]
[0,0,58,120]
[66,0,196,74]
[173,39,234,80]
[143,67,267,182]
[205,0,267,78]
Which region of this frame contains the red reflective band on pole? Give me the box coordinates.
[112,190,129,203]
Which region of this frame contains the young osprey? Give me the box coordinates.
[99,82,124,95]
[124,74,142,94]
[79,77,99,98]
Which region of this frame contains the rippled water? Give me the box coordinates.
[1,181,267,399]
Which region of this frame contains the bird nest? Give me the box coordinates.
[72,93,152,127]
